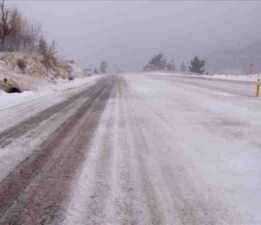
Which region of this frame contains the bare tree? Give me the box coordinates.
[38,36,48,55]
[4,8,25,51]
[0,0,17,50]
[24,24,41,52]
[39,36,58,69]
[0,1,41,52]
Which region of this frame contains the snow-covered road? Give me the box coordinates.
[0,73,261,224]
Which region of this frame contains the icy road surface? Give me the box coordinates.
[0,73,261,225]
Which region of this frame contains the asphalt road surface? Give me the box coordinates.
[0,73,261,225]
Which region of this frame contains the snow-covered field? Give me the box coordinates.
[151,71,261,82]
[203,73,261,81]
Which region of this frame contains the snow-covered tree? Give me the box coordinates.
[189,56,205,74]
[99,61,108,73]
[144,53,168,71]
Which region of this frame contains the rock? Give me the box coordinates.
[0,78,23,93]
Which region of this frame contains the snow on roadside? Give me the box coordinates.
[201,73,261,82]
[145,71,261,82]
[0,75,104,133]
[125,73,261,224]
[0,97,87,183]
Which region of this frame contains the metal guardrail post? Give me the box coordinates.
[256,78,260,97]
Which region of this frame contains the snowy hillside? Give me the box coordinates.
[0,52,85,92]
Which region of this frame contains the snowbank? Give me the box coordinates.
[203,74,261,82]
[0,52,86,92]
[147,71,261,82]
[0,75,104,132]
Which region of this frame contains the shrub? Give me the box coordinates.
[17,59,27,72]
[39,39,58,70]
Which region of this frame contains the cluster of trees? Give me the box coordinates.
[0,0,58,69]
[189,56,205,74]
[144,53,205,74]
[0,0,39,52]
[93,61,108,74]
[143,54,175,71]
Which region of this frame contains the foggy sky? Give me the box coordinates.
[8,1,261,71]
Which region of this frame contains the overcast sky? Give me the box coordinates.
[8,0,261,71]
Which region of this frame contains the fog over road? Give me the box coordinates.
[0,73,261,224]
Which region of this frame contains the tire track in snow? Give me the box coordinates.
[0,77,105,148]
[60,80,118,225]
[0,95,86,182]
[122,78,182,225]
[60,74,245,225]
[0,76,116,225]
[124,74,244,224]
[62,76,179,225]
